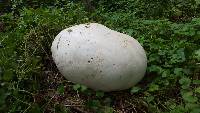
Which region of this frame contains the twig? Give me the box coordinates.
[12,96,31,105]
[22,104,31,113]
[64,104,84,107]
[42,94,56,113]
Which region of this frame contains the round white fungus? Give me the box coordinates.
[51,23,147,92]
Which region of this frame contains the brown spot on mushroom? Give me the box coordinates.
[85,25,90,28]
[67,29,72,33]
[57,36,62,50]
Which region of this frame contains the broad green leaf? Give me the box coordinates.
[170,48,186,64]
[193,80,200,84]
[145,95,154,103]
[86,100,101,110]
[195,87,200,93]
[73,84,81,91]
[148,65,162,74]
[195,0,200,5]
[174,68,183,76]
[185,103,199,110]
[169,105,186,113]
[194,49,200,61]
[148,84,159,92]
[162,70,170,78]
[191,108,200,113]
[179,77,191,89]
[131,86,141,93]
[182,91,198,103]
[126,29,134,36]
[96,91,104,98]
[80,85,87,92]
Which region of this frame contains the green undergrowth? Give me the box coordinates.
[0,1,200,113]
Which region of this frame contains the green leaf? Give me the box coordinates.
[145,95,154,103]
[195,49,200,55]
[193,80,200,84]
[169,105,186,113]
[179,77,191,89]
[195,87,200,93]
[73,84,81,91]
[96,91,104,98]
[73,84,87,92]
[194,49,200,61]
[80,85,87,92]
[148,84,159,92]
[191,108,200,113]
[3,70,13,81]
[182,91,198,103]
[177,48,186,61]
[170,48,186,64]
[57,84,65,95]
[131,86,141,93]
[126,29,134,36]
[86,100,101,110]
[162,70,170,78]
[174,68,183,76]
[103,106,114,113]
[185,103,199,110]
[148,65,162,74]
[195,0,200,5]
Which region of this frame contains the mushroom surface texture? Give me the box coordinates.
[51,23,147,92]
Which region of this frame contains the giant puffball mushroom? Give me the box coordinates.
[51,23,147,92]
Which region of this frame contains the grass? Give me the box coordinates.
[0,1,200,113]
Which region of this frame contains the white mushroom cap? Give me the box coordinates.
[51,23,147,92]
